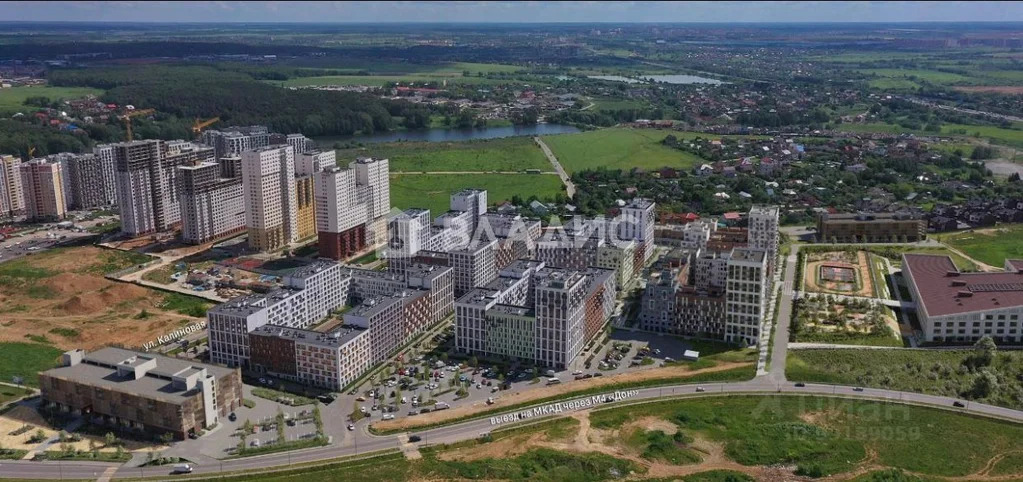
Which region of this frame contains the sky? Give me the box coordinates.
[1,1,1020,24]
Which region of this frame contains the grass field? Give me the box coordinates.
[541,128,703,173]
[279,62,523,87]
[860,245,979,272]
[588,395,1023,478]
[335,137,550,172]
[787,348,1023,410]
[859,68,972,85]
[0,342,62,387]
[835,122,1023,148]
[389,173,564,214]
[938,224,1023,267]
[0,85,104,115]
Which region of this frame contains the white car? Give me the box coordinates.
[382,414,395,420]
[347,423,355,431]
[571,370,583,375]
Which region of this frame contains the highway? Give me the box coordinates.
[4,242,1023,480]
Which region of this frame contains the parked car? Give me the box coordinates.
[172,464,193,474]
[228,412,237,422]
[408,435,422,443]
[347,424,355,431]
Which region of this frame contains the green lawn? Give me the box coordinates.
[787,349,1023,410]
[0,86,104,115]
[0,386,34,406]
[159,293,213,318]
[0,342,63,387]
[335,137,550,172]
[389,173,565,214]
[589,395,1023,478]
[938,224,1023,267]
[541,128,703,174]
[834,122,1023,148]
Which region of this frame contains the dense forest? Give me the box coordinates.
[49,65,432,137]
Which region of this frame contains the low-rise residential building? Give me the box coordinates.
[39,347,242,440]
[817,211,926,243]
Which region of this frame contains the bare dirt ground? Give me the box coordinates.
[954,86,1023,94]
[0,245,203,350]
[371,362,750,432]
[804,251,874,297]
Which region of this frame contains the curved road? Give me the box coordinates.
[4,245,1023,480]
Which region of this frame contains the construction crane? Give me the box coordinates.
[191,117,220,137]
[27,146,36,158]
[119,108,155,142]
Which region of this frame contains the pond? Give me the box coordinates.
[315,123,580,145]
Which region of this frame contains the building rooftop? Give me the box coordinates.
[534,267,585,289]
[41,347,233,405]
[251,324,366,348]
[820,211,921,222]
[730,247,767,263]
[489,304,534,318]
[624,198,655,210]
[455,287,504,307]
[286,260,345,280]
[345,295,402,318]
[210,289,300,317]
[905,254,1023,317]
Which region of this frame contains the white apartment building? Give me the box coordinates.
[19,158,67,221]
[241,145,298,252]
[286,134,312,157]
[343,296,405,361]
[178,162,245,244]
[903,255,1023,344]
[281,260,352,322]
[353,157,390,246]
[748,205,780,264]
[297,150,335,176]
[66,153,116,209]
[618,198,656,262]
[201,126,270,160]
[315,165,370,260]
[450,239,498,296]
[207,289,309,367]
[595,240,636,290]
[387,208,432,269]
[249,325,372,391]
[533,268,588,369]
[451,188,487,231]
[724,247,769,346]
[0,154,24,219]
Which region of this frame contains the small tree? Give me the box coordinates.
[88,439,98,457]
[115,445,125,459]
[275,408,286,445]
[469,356,478,369]
[242,419,254,435]
[104,432,117,448]
[160,432,174,445]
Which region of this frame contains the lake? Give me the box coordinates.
[315,123,581,145]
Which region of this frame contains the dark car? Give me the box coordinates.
[593,373,603,377]
[953,401,965,408]
[408,435,422,443]
[794,382,806,387]
[317,394,335,404]
[188,432,198,440]
[228,412,237,422]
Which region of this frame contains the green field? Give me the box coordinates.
[589,395,1023,478]
[859,69,972,85]
[787,348,1023,410]
[280,61,523,87]
[389,173,565,214]
[0,342,62,387]
[834,122,1023,148]
[335,137,550,172]
[938,224,1023,267]
[0,85,104,115]
[541,128,703,173]
[159,293,213,318]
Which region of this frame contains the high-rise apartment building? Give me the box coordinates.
[315,165,369,260]
[294,175,317,241]
[0,154,24,219]
[451,188,487,232]
[748,205,779,264]
[178,161,245,244]
[201,126,270,160]
[67,153,116,209]
[19,158,67,221]
[354,157,390,246]
[724,247,768,346]
[618,198,656,262]
[296,150,335,176]
[112,140,214,236]
[241,145,298,252]
[286,134,312,157]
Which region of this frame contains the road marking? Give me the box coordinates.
[96,466,117,482]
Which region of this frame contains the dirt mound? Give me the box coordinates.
[43,272,108,296]
[100,283,150,304]
[60,295,107,314]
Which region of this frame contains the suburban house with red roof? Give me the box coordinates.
[903,254,1023,344]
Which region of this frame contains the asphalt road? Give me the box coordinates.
[3,376,1021,480]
